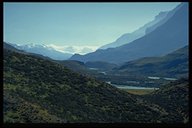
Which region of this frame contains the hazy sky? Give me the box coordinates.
[4,2,180,47]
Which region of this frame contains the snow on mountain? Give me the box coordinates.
[8,43,73,60]
[8,43,99,61]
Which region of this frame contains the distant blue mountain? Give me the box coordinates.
[99,10,168,49]
[9,43,73,60]
[70,3,188,64]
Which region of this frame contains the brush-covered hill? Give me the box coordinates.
[114,45,188,78]
[3,43,166,123]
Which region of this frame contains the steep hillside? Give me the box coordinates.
[70,3,188,64]
[115,46,188,78]
[143,79,189,123]
[4,46,166,123]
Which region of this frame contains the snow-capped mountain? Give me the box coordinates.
[8,43,99,60]
[8,43,73,60]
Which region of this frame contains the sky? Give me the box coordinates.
[4,2,180,48]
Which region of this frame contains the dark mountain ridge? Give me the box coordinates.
[114,45,188,78]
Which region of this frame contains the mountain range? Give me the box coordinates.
[70,3,188,64]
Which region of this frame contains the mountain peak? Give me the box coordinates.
[155,11,168,20]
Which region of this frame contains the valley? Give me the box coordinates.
[69,45,188,89]
[60,58,185,89]
[3,44,189,123]
[3,2,189,124]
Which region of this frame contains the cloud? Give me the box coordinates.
[46,44,99,55]
[64,46,76,53]
[80,47,94,54]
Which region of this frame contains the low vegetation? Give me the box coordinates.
[3,43,189,123]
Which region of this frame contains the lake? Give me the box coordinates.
[89,68,98,70]
[163,77,177,81]
[113,85,159,90]
[148,76,160,80]
[148,76,177,81]
[107,82,159,90]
